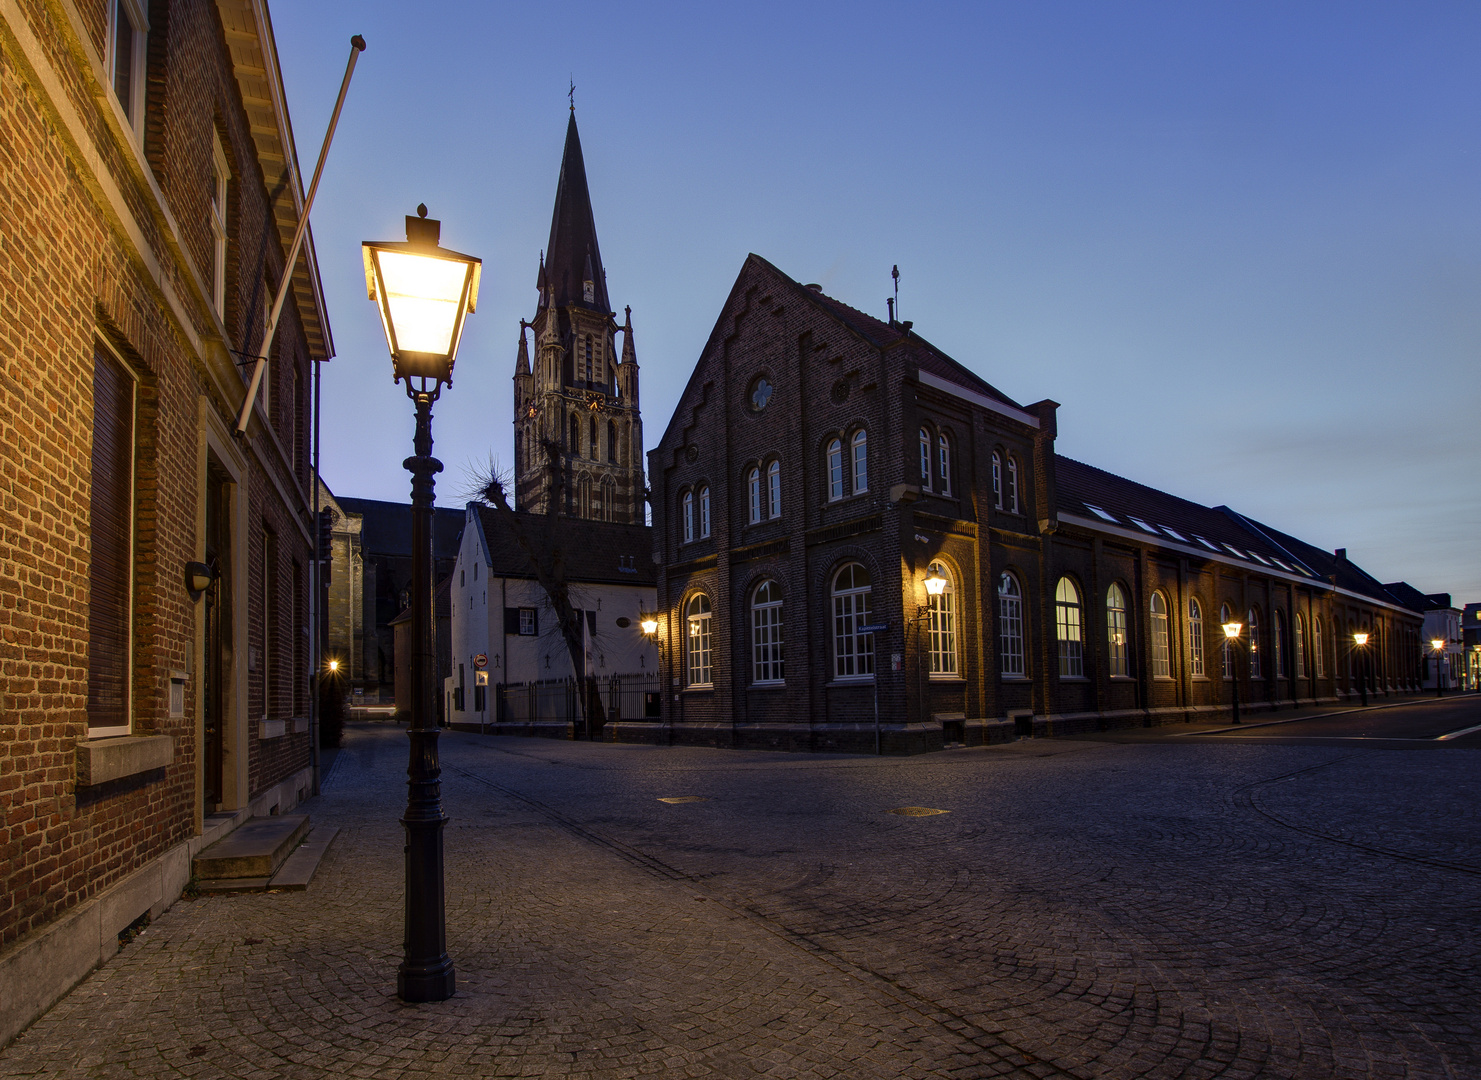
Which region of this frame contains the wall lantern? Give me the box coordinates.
[924,569,948,597]
[362,205,482,386]
[640,616,659,636]
[1222,621,1243,640]
[1431,638,1445,652]
[184,561,214,599]
[1352,632,1369,647]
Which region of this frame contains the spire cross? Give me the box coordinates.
[569,79,575,112]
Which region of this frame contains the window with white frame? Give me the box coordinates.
[1221,603,1235,679]
[919,428,931,488]
[1150,592,1170,678]
[748,467,761,523]
[682,490,694,543]
[699,486,710,538]
[211,135,228,317]
[927,561,957,676]
[767,460,781,519]
[832,563,873,679]
[1247,607,1262,679]
[751,580,784,683]
[1055,577,1083,678]
[1106,583,1128,677]
[110,0,148,139]
[1274,610,1287,677]
[1007,456,1020,513]
[937,434,950,495]
[827,438,843,500]
[1314,615,1325,677]
[1188,597,1205,677]
[998,572,1025,677]
[851,429,868,494]
[1295,613,1307,678]
[686,594,712,687]
[992,451,1002,509]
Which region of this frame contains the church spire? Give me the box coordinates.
[543,112,608,312]
[515,323,530,376]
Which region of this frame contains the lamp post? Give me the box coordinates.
[1352,631,1369,707]
[363,205,481,1004]
[1222,620,1243,723]
[1431,638,1446,698]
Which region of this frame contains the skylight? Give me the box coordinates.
[1085,504,1119,523]
[1159,525,1189,542]
[1248,552,1273,566]
[1195,536,1219,552]
[1128,516,1158,534]
[1270,558,1293,572]
[1222,544,1246,559]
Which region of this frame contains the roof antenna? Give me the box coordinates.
[892,265,900,324]
[569,77,575,113]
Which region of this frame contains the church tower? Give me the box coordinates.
[512,111,644,523]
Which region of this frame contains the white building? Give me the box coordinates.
[1421,597,1464,691]
[446,504,657,730]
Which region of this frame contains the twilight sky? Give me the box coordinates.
[271,1,1480,602]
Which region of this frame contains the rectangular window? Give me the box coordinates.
[832,590,874,678]
[211,135,228,317]
[88,341,137,734]
[110,0,147,138]
[828,442,843,501]
[519,608,537,636]
[1150,609,1170,678]
[1056,601,1083,678]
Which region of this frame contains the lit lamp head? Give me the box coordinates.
[362,205,482,387]
[639,616,659,637]
[1352,632,1369,647]
[184,560,214,599]
[924,568,948,597]
[1431,638,1446,653]
[326,658,341,674]
[1222,621,1243,641]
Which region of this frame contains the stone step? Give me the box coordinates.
[192,814,310,881]
[266,826,339,891]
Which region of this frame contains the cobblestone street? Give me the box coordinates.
[4,711,1478,1079]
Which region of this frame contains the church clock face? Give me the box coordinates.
[585,391,605,411]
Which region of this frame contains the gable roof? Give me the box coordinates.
[470,505,655,587]
[335,497,465,562]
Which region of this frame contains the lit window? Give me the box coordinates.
[927,562,956,676]
[852,430,868,494]
[1007,457,1020,513]
[936,434,950,495]
[998,573,1025,677]
[832,564,874,679]
[109,0,148,139]
[698,486,710,538]
[1106,584,1129,678]
[1055,578,1083,678]
[748,467,761,524]
[751,580,784,684]
[991,452,1002,509]
[767,460,781,519]
[827,439,843,501]
[919,428,931,488]
[1188,597,1205,677]
[686,594,712,687]
[1149,592,1170,678]
[1247,607,1262,679]
[682,491,694,543]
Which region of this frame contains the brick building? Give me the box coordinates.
[644,256,1425,752]
[1,0,329,1043]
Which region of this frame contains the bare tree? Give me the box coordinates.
[464,437,606,736]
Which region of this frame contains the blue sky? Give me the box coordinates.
[272,2,1481,601]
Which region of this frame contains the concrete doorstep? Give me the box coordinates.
[193,815,312,894]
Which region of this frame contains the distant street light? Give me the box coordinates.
[1431,638,1446,698]
[1222,621,1243,724]
[1352,631,1369,706]
[363,205,480,1004]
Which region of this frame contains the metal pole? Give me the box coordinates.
[1231,643,1241,724]
[237,35,366,434]
[1359,644,1368,707]
[398,385,454,1003]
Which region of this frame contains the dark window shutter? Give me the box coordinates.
[586,610,596,635]
[504,607,520,635]
[88,344,135,731]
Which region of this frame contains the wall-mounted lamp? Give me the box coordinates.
[640,616,659,636]
[924,569,947,597]
[185,561,214,600]
[1222,621,1243,641]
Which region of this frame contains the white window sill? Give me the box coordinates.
[928,675,965,683]
[750,680,785,689]
[684,684,713,692]
[76,734,173,786]
[1000,674,1030,682]
[826,678,875,687]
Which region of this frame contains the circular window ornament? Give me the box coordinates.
[684,444,700,464]
[830,378,849,405]
[749,376,774,413]
[615,617,631,628]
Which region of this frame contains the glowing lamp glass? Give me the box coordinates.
[372,250,469,356]
[640,617,658,635]
[1352,632,1369,647]
[1432,639,1445,652]
[924,572,947,596]
[1222,622,1242,640]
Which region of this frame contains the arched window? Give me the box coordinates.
[569,413,579,454]
[937,434,950,496]
[682,491,694,543]
[686,594,712,687]
[584,335,593,382]
[1007,456,1020,513]
[1106,583,1129,677]
[1221,603,1235,679]
[927,561,957,676]
[600,478,614,522]
[1150,592,1170,678]
[1247,607,1262,679]
[767,460,781,519]
[751,580,784,683]
[832,564,873,679]
[919,428,932,488]
[1274,610,1287,678]
[1313,615,1325,677]
[698,486,710,538]
[991,452,1003,509]
[1188,597,1205,677]
[851,430,868,493]
[589,416,598,457]
[748,467,761,524]
[1295,613,1307,678]
[998,573,1025,677]
[607,421,617,462]
[1055,577,1083,678]
[578,475,592,518]
[827,438,843,501]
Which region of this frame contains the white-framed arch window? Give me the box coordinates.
[1314,615,1325,677]
[832,564,874,679]
[767,460,781,519]
[927,561,957,676]
[682,490,694,543]
[1247,607,1262,679]
[919,428,932,489]
[827,439,844,501]
[698,486,710,538]
[1274,610,1287,678]
[1106,583,1129,678]
[686,594,713,687]
[991,451,1003,509]
[998,572,1025,677]
[937,434,951,496]
[1221,603,1235,679]
[747,467,761,524]
[851,429,868,494]
[1188,597,1205,677]
[1055,577,1083,678]
[1295,613,1307,679]
[1007,456,1020,513]
[1149,592,1170,678]
[751,580,785,684]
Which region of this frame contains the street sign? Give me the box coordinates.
[475,671,488,686]
[473,653,488,669]
[859,623,889,634]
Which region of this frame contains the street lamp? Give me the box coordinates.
[1222,620,1243,723]
[1352,631,1369,707]
[363,205,480,1004]
[1431,638,1446,698]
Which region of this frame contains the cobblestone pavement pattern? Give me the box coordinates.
[3,714,1478,1079]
